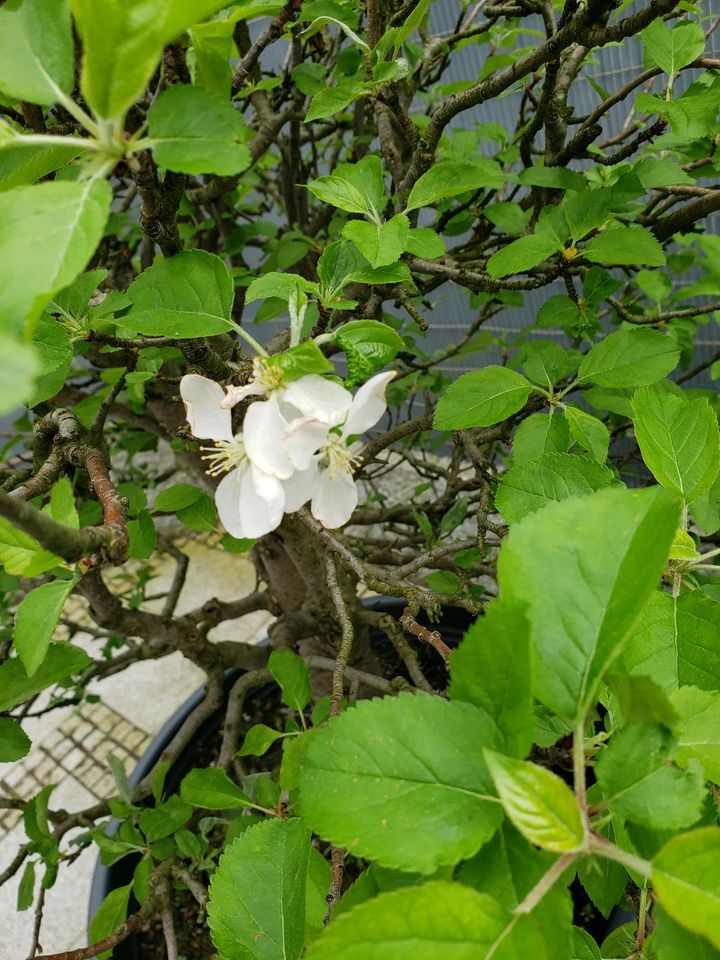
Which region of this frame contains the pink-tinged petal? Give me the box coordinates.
[282,375,352,425]
[220,381,266,409]
[180,374,233,442]
[237,466,285,537]
[343,371,396,437]
[283,460,320,512]
[311,469,359,529]
[243,395,294,479]
[283,417,330,470]
[214,468,248,538]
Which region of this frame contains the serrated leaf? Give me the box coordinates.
[0,717,31,762]
[643,18,706,80]
[449,600,534,757]
[578,329,680,387]
[147,84,251,175]
[405,159,505,213]
[485,751,586,852]
[596,723,705,829]
[208,819,310,960]
[124,250,235,338]
[487,233,562,279]
[434,366,532,430]
[652,904,720,960]
[495,453,618,523]
[0,644,90,713]
[564,407,610,462]
[621,591,720,693]
[653,828,720,950]
[13,579,75,677]
[632,386,720,502]
[0,179,111,335]
[498,486,680,722]
[180,768,254,810]
[582,226,666,266]
[237,724,287,757]
[341,214,409,267]
[305,881,517,960]
[0,0,73,105]
[307,155,386,216]
[298,693,503,873]
[268,649,311,713]
[671,686,720,784]
[512,413,571,464]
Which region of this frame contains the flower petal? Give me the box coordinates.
[243,396,294,479]
[283,460,320,512]
[215,467,248,538]
[180,374,233,442]
[283,417,331,471]
[220,380,266,409]
[238,466,285,537]
[311,469,359,528]
[282,375,352,426]
[343,371,396,437]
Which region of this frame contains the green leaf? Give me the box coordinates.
[305,881,517,960]
[268,649,311,713]
[653,828,720,950]
[690,475,720,535]
[299,16,370,55]
[404,159,505,213]
[632,386,720,502]
[652,904,720,960]
[245,271,318,304]
[0,179,111,334]
[578,329,680,387]
[0,517,61,576]
[433,366,532,430]
[237,723,287,757]
[671,686,720,784]
[152,483,203,513]
[520,341,577,387]
[89,884,131,960]
[17,859,36,912]
[334,319,404,379]
[621,591,720,693]
[449,600,534,757]
[642,19,706,80]
[497,486,680,722]
[207,819,310,960]
[564,407,610,462]
[485,751,586,852]
[30,317,73,407]
[0,644,90,712]
[596,723,705,830]
[263,341,333,381]
[512,413,571,464]
[71,0,231,119]
[299,693,503,873]
[147,85,251,175]
[341,214,410,267]
[127,511,156,560]
[138,795,192,842]
[495,453,618,524]
[180,768,254,810]
[125,250,235,338]
[0,334,39,413]
[0,717,31,762]
[305,82,365,122]
[0,141,83,192]
[0,0,73,105]
[405,227,445,259]
[307,156,386,217]
[581,226,666,266]
[14,579,75,677]
[486,233,562,279]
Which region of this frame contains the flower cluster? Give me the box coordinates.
[180,365,395,538]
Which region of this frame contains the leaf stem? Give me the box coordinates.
[514,852,577,915]
[588,833,652,878]
[573,721,587,815]
[231,323,269,357]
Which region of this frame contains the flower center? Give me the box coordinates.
[323,434,360,479]
[254,358,286,392]
[200,436,247,477]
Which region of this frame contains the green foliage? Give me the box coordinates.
[433,366,532,430]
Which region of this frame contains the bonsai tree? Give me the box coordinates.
[1,0,720,957]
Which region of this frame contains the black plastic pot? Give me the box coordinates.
[87,598,473,959]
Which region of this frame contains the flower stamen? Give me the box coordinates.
[324,435,361,479]
[200,437,248,477]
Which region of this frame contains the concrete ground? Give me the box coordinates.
[0,538,270,959]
